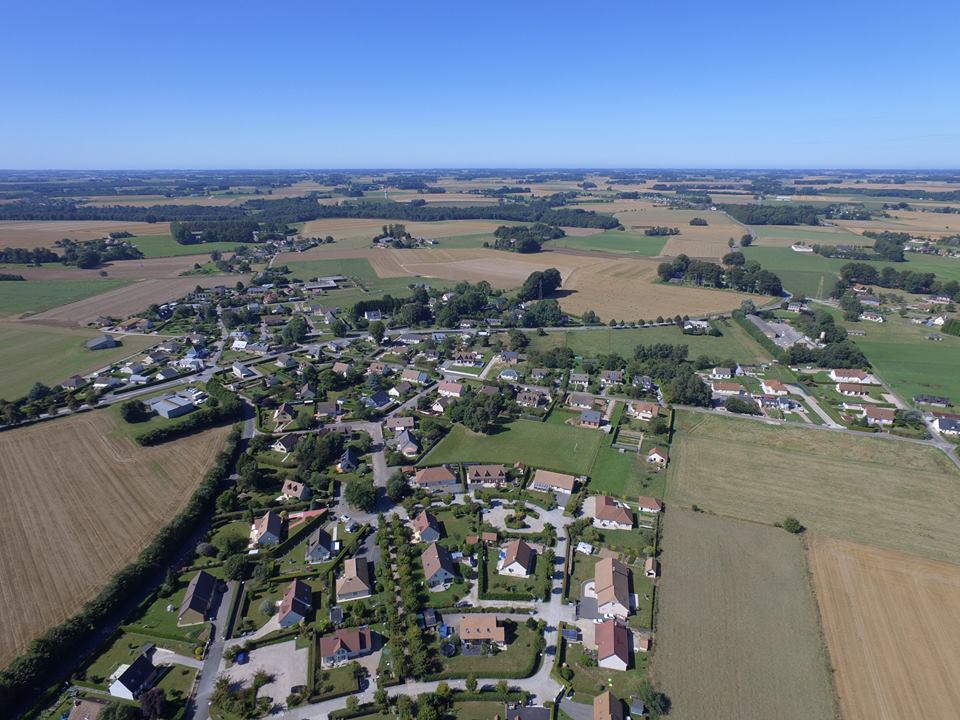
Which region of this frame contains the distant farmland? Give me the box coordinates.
[0,411,230,666]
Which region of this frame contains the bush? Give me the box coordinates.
[781,516,804,534]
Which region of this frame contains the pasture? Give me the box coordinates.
[652,509,835,720]
[422,419,604,476]
[0,411,230,666]
[548,230,666,256]
[0,322,157,399]
[0,220,168,249]
[667,411,960,563]
[808,535,960,720]
[0,278,132,317]
[131,234,247,258]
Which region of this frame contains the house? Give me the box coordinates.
[531,469,577,495]
[178,570,219,626]
[459,614,506,647]
[529,368,548,381]
[93,375,119,389]
[506,707,551,720]
[315,401,339,418]
[498,538,535,577]
[644,557,659,578]
[569,372,590,388]
[829,368,868,383]
[761,379,788,396]
[647,447,668,466]
[277,579,312,628]
[336,447,361,473]
[594,496,633,530]
[437,380,464,398]
[146,393,196,419]
[595,620,631,671]
[861,312,884,323]
[305,528,335,563]
[466,464,507,487]
[711,381,746,396]
[637,496,663,514]
[499,369,520,382]
[61,375,87,390]
[600,370,623,386]
[367,362,391,376]
[432,396,453,414]
[275,353,296,369]
[332,361,352,377]
[422,542,457,587]
[580,409,603,429]
[120,361,145,375]
[412,510,442,543]
[936,416,960,435]
[398,333,422,345]
[594,691,625,720]
[281,479,310,501]
[710,367,733,379]
[595,558,632,618]
[253,511,283,546]
[67,698,108,720]
[517,390,545,408]
[318,627,374,666]
[361,390,390,409]
[128,373,151,385]
[142,351,167,365]
[499,351,520,365]
[154,367,179,382]
[394,429,420,457]
[232,362,255,380]
[385,415,416,432]
[271,434,299,455]
[401,368,429,385]
[364,310,382,322]
[336,557,373,601]
[273,402,296,427]
[421,348,441,363]
[627,401,659,421]
[567,392,594,409]
[108,653,159,700]
[837,382,867,397]
[916,394,951,407]
[86,335,120,350]
[451,351,482,366]
[414,465,459,490]
[865,406,896,427]
[298,383,316,401]
[389,381,413,398]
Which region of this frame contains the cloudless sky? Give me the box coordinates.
[2,1,959,169]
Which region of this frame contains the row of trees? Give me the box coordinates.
[838,261,958,298]
[171,220,260,245]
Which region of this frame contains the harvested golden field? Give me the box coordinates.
[808,535,960,720]
[0,221,169,249]
[653,509,836,720]
[298,217,505,242]
[28,274,251,326]
[668,410,960,563]
[0,411,230,665]
[1,256,201,281]
[835,210,960,238]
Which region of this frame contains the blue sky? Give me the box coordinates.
[2,1,958,169]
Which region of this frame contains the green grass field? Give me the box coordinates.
[668,411,960,563]
[751,225,867,246]
[527,319,771,364]
[423,420,604,476]
[0,322,158,400]
[283,257,456,306]
[131,234,246,258]
[549,230,667,256]
[0,278,133,317]
[587,447,665,499]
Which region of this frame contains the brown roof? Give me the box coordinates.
[465,535,479,545]
[637,496,663,512]
[459,614,506,643]
[532,469,576,492]
[837,382,866,393]
[834,368,867,379]
[647,447,668,461]
[595,619,630,665]
[467,464,507,483]
[178,569,218,622]
[421,542,456,580]
[595,558,631,613]
[336,557,372,596]
[318,627,372,658]
[593,690,624,720]
[866,405,896,420]
[762,379,787,392]
[255,511,283,540]
[595,496,633,526]
[630,401,660,417]
[278,579,312,623]
[412,510,439,535]
[712,381,745,393]
[386,416,415,429]
[502,538,535,572]
[482,531,499,542]
[415,465,457,486]
[438,380,463,395]
[332,362,351,374]
[282,479,308,499]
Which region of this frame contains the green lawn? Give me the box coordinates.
[567,554,599,601]
[564,641,648,699]
[451,701,505,720]
[155,664,197,708]
[432,509,477,550]
[284,257,458,304]
[441,623,540,676]
[549,230,667,256]
[0,278,133,316]
[0,321,158,399]
[131,234,246,258]
[80,632,196,686]
[312,664,358,700]
[750,225,867,246]
[123,572,213,643]
[424,420,604,476]
[485,551,538,596]
[588,447,665,499]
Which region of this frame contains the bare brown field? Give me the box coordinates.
[0,411,230,665]
[0,221,170,249]
[653,509,836,720]
[1,256,201,281]
[808,535,960,720]
[835,210,960,237]
[27,274,251,326]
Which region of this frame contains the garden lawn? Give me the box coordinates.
[588,447,664,499]
[485,552,537,596]
[423,420,604,476]
[451,701,506,720]
[0,278,133,317]
[155,664,198,707]
[312,665,358,699]
[124,572,213,643]
[441,623,540,677]
[565,641,648,699]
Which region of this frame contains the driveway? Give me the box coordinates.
[222,639,308,708]
[190,580,233,720]
[485,502,547,533]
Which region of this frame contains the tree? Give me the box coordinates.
[466,674,478,692]
[741,233,753,246]
[368,319,385,344]
[119,399,149,423]
[160,567,177,597]
[346,696,359,712]
[740,299,756,315]
[223,554,250,581]
[374,688,390,713]
[782,516,803,533]
[386,471,409,502]
[27,382,52,402]
[99,704,139,720]
[345,477,377,511]
[139,687,167,720]
[496,679,510,698]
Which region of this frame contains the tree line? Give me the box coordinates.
[722,204,821,225]
[837,261,959,299]
[658,254,783,295]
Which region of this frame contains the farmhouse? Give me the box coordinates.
[108,654,159,701]
[829,368,869,383]
[318,627,374,666]
[627,401,660,421]
[466,464,507,487]
[637,496,663,514]
[421,542,457,587]
[411,510,442,543]
[865,406,896,426]
[437,380,464,398]
[253,511,283,546]
[306,528,335,563]
[936,416,960,435]
[459,614,506,647]
[594,691,624,720]
[336,557,373,601]
[278,579,313,628]
[761,379,788,396]
[414,465,459,490]
[595,558,632,618]
[837,382,868,397]
[86,334,118,351]
[530,469,577,495]
[595,620,631,671]
[281,479,310,501]
[647,448,668,466]
[498,538,535,577]
[178,570,219,626]
[594,496,633,530]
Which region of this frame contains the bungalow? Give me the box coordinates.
[398,333,422,345]
[595,558,632,618]
[108,654,159,701]
[154,367,179,382]
[175,357,205,372]
[273,402,296,427]
[336,447,361,473]
[599,370,623,386]
[253,511,283,546]
[401,368,430,385]
[637,496,663,514]
[231,338,249,352]
[278,579,313,628]
[936,416,960,435]
[86,334,118,351]
[361,390,390,409]
[595,619,631,671]
[178,570,218,626]
[459,614,506,648]
[315,401,339,418]
[336,557,373,601]
[593,496,633,530]
[332,361,352,377]
[865,406,896,427]
[567,392,594,410]
[93,375,119,389]
[232,362,255,380]
[829,368,868,383]
[305,527,335,564]
[61,375,87,390]
[422,542,457,587]
[646,448,668,466]
[318,627,374,666]
[120,361,145,375]
[498,538,535,577]
[711,381,746,396]
[394,429,420,458]
[499,369,520,382]
[411,510,442,543]
[837,382,867,397]
[569,372,590,388]
[437,380,464,398]
[467,464,507,487]
[275,353,296,369]
[644,557,659,578]
[710,367,733,379]
[627,401,659,421]
[281,479,310,501]
[414,465,459,491]
[594,690,624,720]
[531,469,577,495]
[760,379,788,396]
[385,415,416,432]
[389,381,413,398]
[517,390,545,408]
[580,409,603,429]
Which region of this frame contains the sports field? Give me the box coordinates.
[0,322,157,399]
[422,419,604,476]
[808,535,960,720]
[0,278,133,317]
[653,509,836,720]
[0,411,230,666]
[668,411,960,563]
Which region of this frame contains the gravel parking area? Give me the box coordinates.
[223,639,308,707]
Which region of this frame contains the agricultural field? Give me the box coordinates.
[750,224,867,247]
[667,411,960,563]
[0,220,168,248]
[0,256,205,281]
[297,218,508,249]
[836,208,960,238]
[131,233,248,258]
[0,322,158,399]
[0,278,133,317]
[808,535,960,720]
[548,230,666,256]
[0,410,230,666]
[423,419,604,476]
[652,509,835,720]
